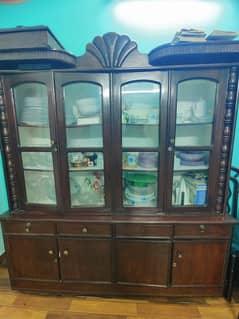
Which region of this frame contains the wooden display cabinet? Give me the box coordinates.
[0,29,239,297]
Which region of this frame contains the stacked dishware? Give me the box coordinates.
[20,96,48,125]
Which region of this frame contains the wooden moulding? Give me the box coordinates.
[148,41,239,66]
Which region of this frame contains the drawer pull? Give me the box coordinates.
[199,224,206,233]
[48,250,54,255]
[63,250,69,256]
[25,228,30,233]
[82,227,88,233]
[26,222,31,228]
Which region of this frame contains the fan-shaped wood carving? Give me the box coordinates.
[84,32,139,68]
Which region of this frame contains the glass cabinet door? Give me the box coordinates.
[57,74,110,209]
[114,72,168,211]
[121,81,160,208]
[169,72,225,209]
[6,75,59,207]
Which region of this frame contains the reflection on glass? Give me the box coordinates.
[174,151,209,171]
[123,171,157,207]
[122,152,158,170]
[70,171,104,207]
[22,152,53,170]
[176,80,216,124]
[24,170,56,204]
[63,83,102,126]
[68,152,104,170]
[66,126,103,148]
[175,80,216,147]
[175,124,212,146]
[122,125,159,148]
[13,83,50,147]
[172,171,208,206]
[121,81,160,148]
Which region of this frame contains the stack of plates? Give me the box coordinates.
[20,97,48,125]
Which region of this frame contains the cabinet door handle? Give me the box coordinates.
[51,140,58,152]
[25,227,30,233]
[168,146,173,152]
[63,250,69,256]
[48,250,54,255]
[82,227,88,233]
[173,262,177,267]
[199,224,206,233]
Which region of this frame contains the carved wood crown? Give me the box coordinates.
[78,32,148,68]
[86,32,137,67]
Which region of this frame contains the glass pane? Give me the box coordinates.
[70,171,104,207]
[175,80,216,147]
[24,170,56,204]
[63,83,102,126]
[18,127,51,147]
[174,151,209,171]
[22,152,53,170]
[175,124,213,146]
[66,126,103,148]
[122,152,158,171]
[122,125,159,148]
[13,83,50,147]
[68,152,104,170]
[123,171,158,207]
[121,81,160,148]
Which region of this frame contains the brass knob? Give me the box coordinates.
[82,227,88,233]
[178,253,182,259]
[63,250,69,256]
[169,138,175,144]
[48,250,54,255]
[199,224,206,233]
[26,222,31,228]
[173,262,177,267]
[25,228,30,233]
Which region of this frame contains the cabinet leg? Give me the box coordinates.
[226,253,237,302]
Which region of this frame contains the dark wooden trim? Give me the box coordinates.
[149,41,239,66]
[216,67,239,214]
[0,77,18,210]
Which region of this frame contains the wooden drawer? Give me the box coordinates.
[115,224,173,238]
[3,221,55,235]
[57,222,112,237]
[174,224,232,238]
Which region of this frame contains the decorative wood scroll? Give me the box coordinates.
[78,32,149,68]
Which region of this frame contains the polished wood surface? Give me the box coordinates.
[1,265,239,319]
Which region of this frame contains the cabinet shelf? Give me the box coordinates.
[66,123,102,128]
[18,123,49,128]
[176,121,213,126]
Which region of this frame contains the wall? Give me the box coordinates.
[0,0,238,245]
[0,151,8,255]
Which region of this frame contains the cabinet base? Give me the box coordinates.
[11,280,224,297]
